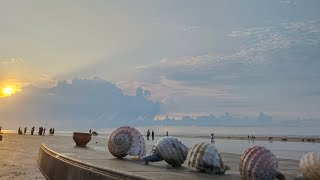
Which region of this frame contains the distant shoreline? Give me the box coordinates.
[161,134,320,143]
[2,131,319,144]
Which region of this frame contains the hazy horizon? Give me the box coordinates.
[1,1,320,129]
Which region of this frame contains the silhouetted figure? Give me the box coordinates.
[89,129,92,134]
[24,127,27,135]
[31,127,35,135]
[151,130,154,141]
[211,133,215,143]
[18,127,23,135]
[52,128,55,134]
[146,129,150,140]
[166,131,168,136]
[43,128,46,136]
[49,128,52,135]
[251,135,255,140]
[38,127,43,135]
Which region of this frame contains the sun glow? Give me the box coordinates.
[0,80,25,97]
[1,85,20,97]
[3,87,14,96]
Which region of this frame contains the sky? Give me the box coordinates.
[1,1,320,128]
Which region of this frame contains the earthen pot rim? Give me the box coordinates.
[73,132,92,135]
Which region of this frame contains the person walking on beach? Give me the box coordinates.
[166,131,168,136]
[24,127,27,135]
[43,128,46,136]
[38,127,43,135]
[52,128,55,135]
[146,129,150,140]
[31,127,35,135]
[211,133,215,143]
[151,130,154,141]
[89,129,92,134]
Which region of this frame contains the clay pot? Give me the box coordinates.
[73,132,92,147]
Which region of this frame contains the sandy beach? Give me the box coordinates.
[147,133,320,144]
[194,135,320,143]
[0,133,305,180]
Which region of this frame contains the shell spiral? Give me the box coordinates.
[188,142,230,174]
[239,146,285,180]
[297,152,320,180]
[142,136,188,166]
[108,126,146,158]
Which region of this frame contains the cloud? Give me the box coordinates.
[176,54,214,65]
[153,112,274,127]
[137,20,320,85]
[0,78,161,129]
[0,58,24,65]
[180,25,200,32]
[30,74,57,88]
[280,0,297,5]
[129,20,320,118]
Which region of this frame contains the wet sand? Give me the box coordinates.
[213,135,320,143]
[0,133,301,180]
[172,135,320,143]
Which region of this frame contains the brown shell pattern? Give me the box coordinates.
[299,152,320,180]
[108,126,146,158]
[153,136,188,166]
[239,146,284,180]
[188,142,229,174]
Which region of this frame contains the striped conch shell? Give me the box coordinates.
[108,126,146,158]
[188,142,230,174]
[239,146,285,180]
[295,152,320,180]
[142,136,188,167]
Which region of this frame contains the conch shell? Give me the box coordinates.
[295,152,320,180]
[188,142,230,174]
[108,126,146,158]
[142,136,188,167]
[239,146,285,180]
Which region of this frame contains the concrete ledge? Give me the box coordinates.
[37,144,152,180]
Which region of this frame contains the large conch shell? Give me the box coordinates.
[188,142,230,174]
[295,152,320,180]
[108,126,146,158]
[142,136,188,167]
[239,146,285,180]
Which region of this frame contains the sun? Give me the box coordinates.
[2,87,14,96]
[0,80,24,97]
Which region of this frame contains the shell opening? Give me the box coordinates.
[276,172,286,180]
[141,153,163,163]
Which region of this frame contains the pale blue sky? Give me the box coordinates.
[1,1,320,124]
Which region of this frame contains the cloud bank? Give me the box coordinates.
[0,78,160,129]
[1,77,319,129]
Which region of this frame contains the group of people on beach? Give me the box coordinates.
[146,129,155,141]
[145,130,170,141]
[17,127,55,136]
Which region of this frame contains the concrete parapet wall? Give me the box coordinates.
[37,144,152,180]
